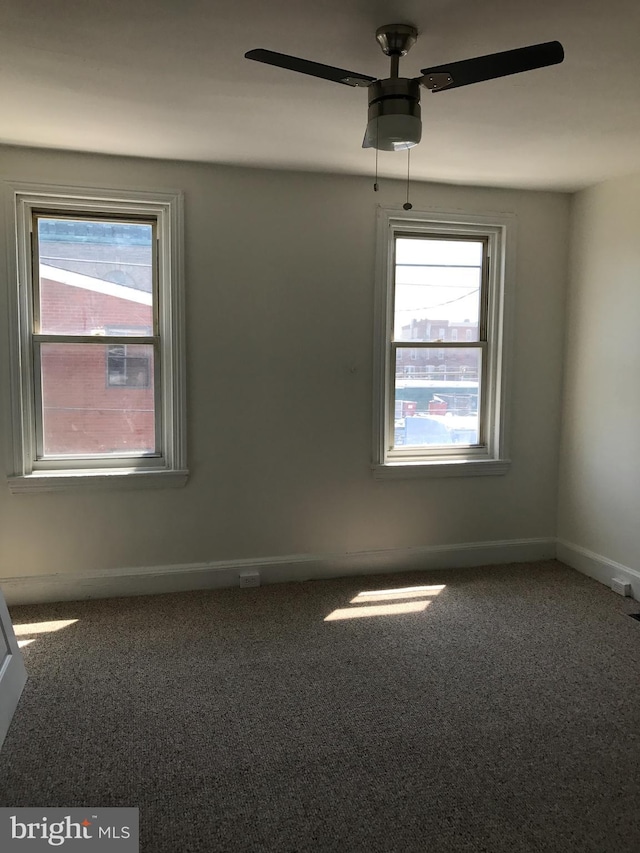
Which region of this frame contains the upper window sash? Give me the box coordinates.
[30,211,160,339]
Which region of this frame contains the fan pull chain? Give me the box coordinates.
[403,147,413,210]
[373,116,379,191]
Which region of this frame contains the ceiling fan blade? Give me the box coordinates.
[420,41,564,92]
[245,49,375,87]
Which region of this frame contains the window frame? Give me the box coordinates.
[4,182,187,492]
[372,207,515,479]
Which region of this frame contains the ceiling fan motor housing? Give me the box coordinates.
[365,78,422,151]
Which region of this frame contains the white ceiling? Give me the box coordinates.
[1,0,639,191]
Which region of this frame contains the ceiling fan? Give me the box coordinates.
[245,25,564,152]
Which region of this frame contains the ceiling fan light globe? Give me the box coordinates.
[365,114,422,151]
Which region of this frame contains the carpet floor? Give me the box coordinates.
[2,560,640,852]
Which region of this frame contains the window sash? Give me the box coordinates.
[31,338,162,463]
[33,335,156,345]
[390,342,487,452]
[386,233,489,460]
[31,211,159,338]
[30,211,161,465]
[392,231,489,342]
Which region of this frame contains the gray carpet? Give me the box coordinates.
[2,560,640,852]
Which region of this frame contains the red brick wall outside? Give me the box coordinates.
[396,318,480,381]
[40,277,153,334]
[39,278,156,456]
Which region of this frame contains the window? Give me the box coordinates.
[106,326,153,389]
[373,208,513,478]
[107,344,151,388]
[5,184,187,492]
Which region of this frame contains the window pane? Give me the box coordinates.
[37,218,154,335]
[393,348,481,448]
[39,343,156,456]
[107,345,151,388]
[394,237,483,342]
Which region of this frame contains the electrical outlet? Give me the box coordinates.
[239,571,260,588]
[611,578,632,597]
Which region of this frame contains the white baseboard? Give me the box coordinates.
[0,537,556,606]
[4,536,637,608]
[556,539,640,601]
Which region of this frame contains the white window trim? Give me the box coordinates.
[3,181,187,493]
[372,206,515,480]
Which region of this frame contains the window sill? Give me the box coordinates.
[372,459,511,480]
[7,469,189,494]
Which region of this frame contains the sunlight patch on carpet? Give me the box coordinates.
[325,600,431,620]
[13,618,79,649]
[350,584,446,604]
[13,619,79,636]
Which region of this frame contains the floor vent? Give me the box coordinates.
[630,614,640,622]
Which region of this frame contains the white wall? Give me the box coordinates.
[0,145,570,602]
[558,175,640,597]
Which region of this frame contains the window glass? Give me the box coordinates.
[37,218,154,335]
[394,237,483,342]
[39,343,156,457]
[393,348,481,448]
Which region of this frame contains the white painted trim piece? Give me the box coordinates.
[557,539,640,602]
[0,588,28,751]
[1,537,556,605]
[7,469,189,494]
[372,459,511,479]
